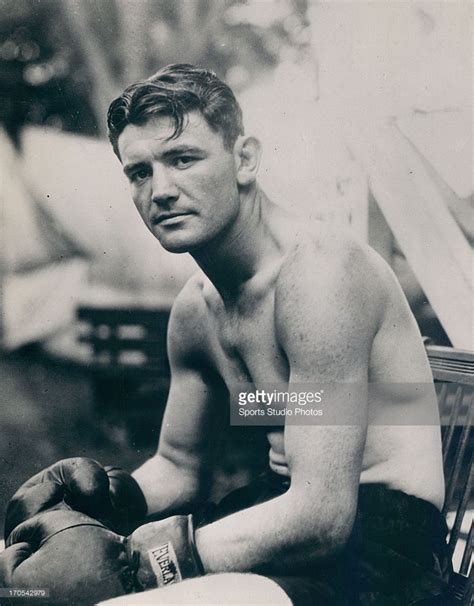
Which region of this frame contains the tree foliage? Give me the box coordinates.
[0,0,310,141]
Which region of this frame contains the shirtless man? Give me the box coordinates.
[2,65,450,605]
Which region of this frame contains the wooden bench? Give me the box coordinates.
[77,307,472,601]
[77,306,170,379]
[77,306,171,434]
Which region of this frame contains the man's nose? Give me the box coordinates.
[151,166,179,205]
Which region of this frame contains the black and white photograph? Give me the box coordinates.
[0,1,472,604]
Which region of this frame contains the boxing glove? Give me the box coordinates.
[0,510,134,606]
[1,511,204,605]
[4,458,147,541]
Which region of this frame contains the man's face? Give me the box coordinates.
[118,112,241,253]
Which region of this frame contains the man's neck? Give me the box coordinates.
[192,187,273,301]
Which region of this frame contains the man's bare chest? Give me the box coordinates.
[208,293,288,388]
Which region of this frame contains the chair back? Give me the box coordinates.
[427,345,473,602]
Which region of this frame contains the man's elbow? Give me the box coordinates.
[134,452,209,516]
[318,516,354,557]
[287,491,356,560]
[165,466,210,512]
[298,517,353,562]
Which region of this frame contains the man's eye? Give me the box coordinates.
[174,156,196,168]
[131,169,150,183]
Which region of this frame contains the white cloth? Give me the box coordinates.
[97,573,292,605]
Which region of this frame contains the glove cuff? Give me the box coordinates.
[187,514,205,576]
[127,515,203,590]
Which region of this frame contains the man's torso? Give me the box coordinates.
[181,209,444,510]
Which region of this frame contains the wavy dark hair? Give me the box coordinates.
[107,64,244,157]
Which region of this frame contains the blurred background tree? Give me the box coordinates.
[0,0,311,140]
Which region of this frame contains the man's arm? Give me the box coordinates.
[133,278,227,517]
[195,237,383,574]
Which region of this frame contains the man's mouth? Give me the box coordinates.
[152,212,192,226]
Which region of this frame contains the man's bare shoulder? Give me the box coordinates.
[276,224,389,313]
[168,271,215,360]
[272,224,399,380]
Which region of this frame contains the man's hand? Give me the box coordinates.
[1,509,205,605]
[4,458,147,541]
[1,510,132,606]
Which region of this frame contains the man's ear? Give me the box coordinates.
[234,135,261,186]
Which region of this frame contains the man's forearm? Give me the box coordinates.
[133,454,204,518]
[195,488,351,575]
